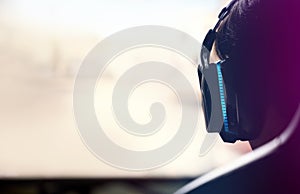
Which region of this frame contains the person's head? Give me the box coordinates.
[212,0,300,148]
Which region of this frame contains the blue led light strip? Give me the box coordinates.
[216,62,229,132]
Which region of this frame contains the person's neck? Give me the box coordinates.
[249,105,292,149]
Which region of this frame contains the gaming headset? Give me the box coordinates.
[198,0,252,143]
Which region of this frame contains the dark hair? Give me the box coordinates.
[215,0,260,60]
[215,0,300,140]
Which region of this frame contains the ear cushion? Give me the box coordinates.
[216,63,229,132]
[217,62,239,143]
[220,60,259,141]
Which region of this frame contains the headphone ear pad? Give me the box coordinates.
[220,60,263,141]
[216,62,238,142]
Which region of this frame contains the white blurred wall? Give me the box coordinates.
[0,0,251,178]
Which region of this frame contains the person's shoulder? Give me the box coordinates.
[191,123,300,194]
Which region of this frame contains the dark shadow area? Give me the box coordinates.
[0,178,192,194]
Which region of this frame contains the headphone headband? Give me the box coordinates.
[201,0,238,69]
[219,0,238,19]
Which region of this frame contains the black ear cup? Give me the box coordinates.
[199,61,242,143]
[199,64,225,134]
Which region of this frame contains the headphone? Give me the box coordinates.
[198,0,252,143]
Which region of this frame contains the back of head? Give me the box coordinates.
[215,0,300,145]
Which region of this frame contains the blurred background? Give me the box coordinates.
[0,0,251,193]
